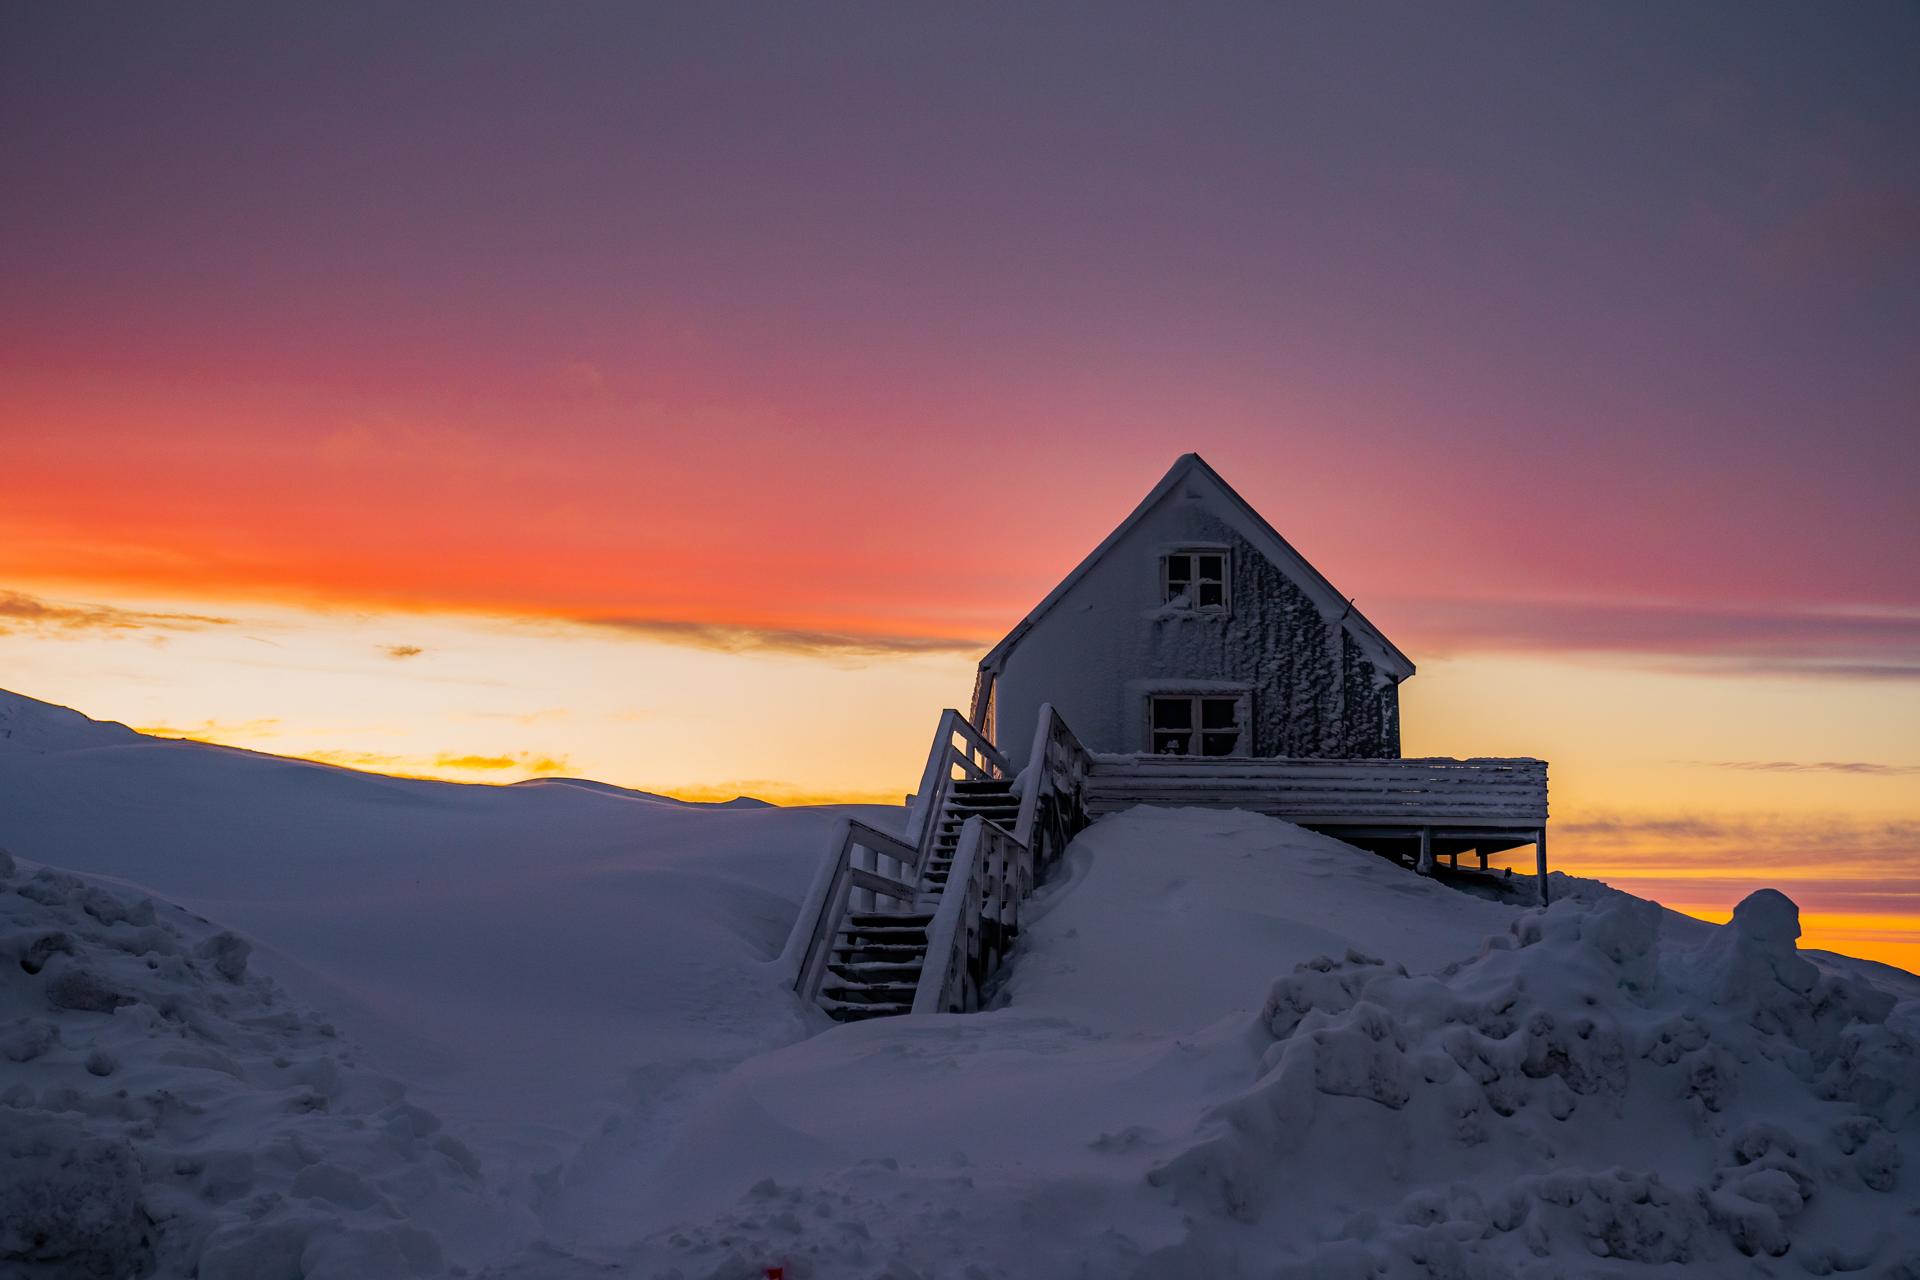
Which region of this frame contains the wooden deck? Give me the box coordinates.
[1087,754,1550,898]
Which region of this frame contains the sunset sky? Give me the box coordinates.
[3,4,1916,968]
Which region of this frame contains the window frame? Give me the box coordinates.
[1145,690,1249,757]
[1160,546,1231,614]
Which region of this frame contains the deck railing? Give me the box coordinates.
[1087,752,1550,902]
[1086,755,1547,825]
[905,708,1010,848]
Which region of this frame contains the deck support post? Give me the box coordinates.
[1535,827,1549,906]
[1416,827,1434,876]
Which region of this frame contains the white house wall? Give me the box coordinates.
[993,490,1400,769]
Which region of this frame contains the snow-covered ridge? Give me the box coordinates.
[0,689,140,754]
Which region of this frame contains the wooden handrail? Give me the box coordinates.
[779,816,921,1002]
[913,816,989,1014]
[1011,702,1094,874]
[905,708,1010,849]
[916,704,1094,1015]
[785,703,1095,1018]
[913,815,1038,1014]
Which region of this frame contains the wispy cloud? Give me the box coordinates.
[381,644,425,659]
[664,779,907,807]
[433,752,569,773]
[135,717,282,742]
[1549,810,1920,877]
[0,589,234,637]
[299,748,571,777]
[1390,597,1920,680]
[1694,760,1920,777]
[574,616,985,659]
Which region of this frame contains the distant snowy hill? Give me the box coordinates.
[509,775,771,808]
[3,687,1916,1278]
[0,686,141,753]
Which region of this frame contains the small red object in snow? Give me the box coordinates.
[765,1270,784,1280]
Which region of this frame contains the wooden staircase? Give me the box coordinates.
[820,778,1023,1021]
[919,779,1021,906]
[819,912,931,1021]
[779,706,1093,1023]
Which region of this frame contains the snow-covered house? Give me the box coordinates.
[971,453,1411,769]
[786,455,1549,1021]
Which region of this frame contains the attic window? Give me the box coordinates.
[1163,550,1228,612]
[1150,695,1243,756]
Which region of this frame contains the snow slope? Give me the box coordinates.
[0,689,872,1273]
[4,688,1918,1278]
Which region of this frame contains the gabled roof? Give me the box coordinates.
[978,453,1416,681]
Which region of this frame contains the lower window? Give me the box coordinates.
[1149,694,1243,756]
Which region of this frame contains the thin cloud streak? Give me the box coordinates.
[573,616,986,659]
[0,588,233,636]
[1390,597,1920,680]
[133,717,283,741]
[433,752,569,772]
[664,779,907,807]
[1548,810,1920,877]
[1695,759,1920,777]
[300,748,571,777]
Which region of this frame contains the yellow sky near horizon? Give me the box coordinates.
[4,580,1916,972]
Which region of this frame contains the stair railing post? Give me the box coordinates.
[777,817,854,992]
[914,816,986,1015]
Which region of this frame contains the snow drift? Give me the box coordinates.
[3,689,1917,1278]
[0,850,503,1279]
[1148,887,1917,1276]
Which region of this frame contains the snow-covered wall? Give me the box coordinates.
[991,492,1400,768]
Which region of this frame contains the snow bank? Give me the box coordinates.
[1004,807,1518,1035]
[0,850,508,1279]
[1148,886,1920,1276]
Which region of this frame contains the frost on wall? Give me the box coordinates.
[1342,630,1400,758]
[1144,527,1399,759]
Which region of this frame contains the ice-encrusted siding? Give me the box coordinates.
[990,498,1401,769]
[1342,630,1400,758]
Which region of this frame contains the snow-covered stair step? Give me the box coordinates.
[822,911,932,1022]
[821,980,919,1007]
[839,915,932,941]
[818,998,914,1021]
[835,940,926,963]
[827,959,923,984]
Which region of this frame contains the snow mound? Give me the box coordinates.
[0,849,508,1280]
[1148,887,1920,1276]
